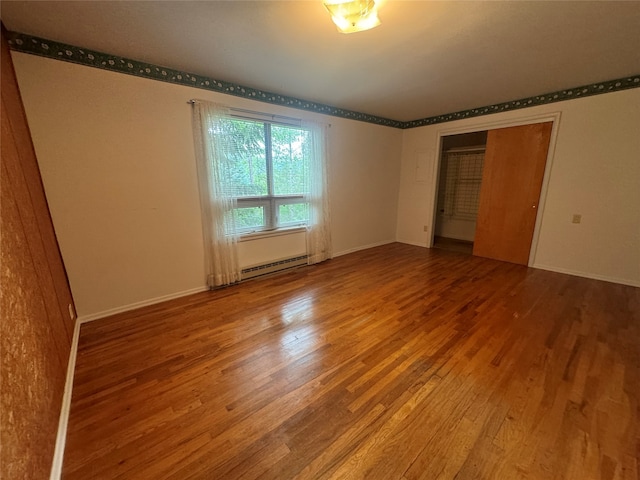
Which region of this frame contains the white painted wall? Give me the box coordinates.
[238,231,306,268]
[12,50,639,322]
[12,52,402,319]
[397,88,640,286]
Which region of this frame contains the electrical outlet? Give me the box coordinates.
[572,214,582,224]
[423,225,429,232]
[68,303,76,320]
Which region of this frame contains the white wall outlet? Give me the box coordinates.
[572,214,582,224]
[68,303,76,320]
[423,225,429,232]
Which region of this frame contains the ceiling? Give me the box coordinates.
[2,1,639,122]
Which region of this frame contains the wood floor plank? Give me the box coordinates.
[62,243,640,479]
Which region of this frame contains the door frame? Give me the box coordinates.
[428,111,562,267]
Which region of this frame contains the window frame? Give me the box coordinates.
[442,148,485,222]
[226,114,310,235]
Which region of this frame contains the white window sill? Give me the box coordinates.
[239,226,307,242]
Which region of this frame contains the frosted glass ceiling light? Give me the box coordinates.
[324,0,381,34]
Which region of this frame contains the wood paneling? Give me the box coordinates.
[473,122,553,265]
[63,243,639,479]
[1,26,76,480]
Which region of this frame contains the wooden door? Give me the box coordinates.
[473,122,553,265]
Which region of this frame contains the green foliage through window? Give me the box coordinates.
[216,117,311,233]
[279,203,309,226]
[233,206,265,230]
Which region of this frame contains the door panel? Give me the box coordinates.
[473,122,553,265]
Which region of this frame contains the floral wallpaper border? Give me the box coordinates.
[404,75,640,129]
[6,31,403,128]
[7,31,640,130]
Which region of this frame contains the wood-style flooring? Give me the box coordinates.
[63,243,640,479]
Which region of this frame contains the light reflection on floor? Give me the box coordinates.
[280,294,315,324]
[279,294,318,357]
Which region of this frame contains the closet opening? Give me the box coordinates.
[433,131,488,255]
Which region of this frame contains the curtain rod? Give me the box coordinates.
[188,99,302,124]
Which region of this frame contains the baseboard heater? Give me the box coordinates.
[241,255,308,280]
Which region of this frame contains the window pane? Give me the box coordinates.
[218,119,268,197]
[232,206,265,231]
[278,203,309,226]
[443,151,484,220]
[271,125,309,195]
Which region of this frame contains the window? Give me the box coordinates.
[442,150,485,221]
[214,116,312,234]
[193,101,331,286]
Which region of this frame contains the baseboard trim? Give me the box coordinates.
[78,242,410,323]
[334,240,396,258]
[77,286,209,324]
[532,263,640,287]
[49,318,81,480]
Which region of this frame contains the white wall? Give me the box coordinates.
[12,51,639,321]
[397,88,640,286]
[12,52,403,319]
[238,231,306,268]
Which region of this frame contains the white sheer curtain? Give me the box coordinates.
[302,120,332,264]
[192,102,241,287]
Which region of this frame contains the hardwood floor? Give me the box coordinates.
[63,243,640,479]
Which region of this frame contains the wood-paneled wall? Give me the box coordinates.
[1,25,76,480]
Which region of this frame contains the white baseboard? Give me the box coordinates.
[333,239,396,258]
[49,318,81,480]
[77,286,209,324]
[532,263,640,287]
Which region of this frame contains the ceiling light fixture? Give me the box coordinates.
[323,0,381,34]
